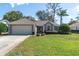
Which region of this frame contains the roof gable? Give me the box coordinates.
[44,21,59,26]
[35,20,49,26]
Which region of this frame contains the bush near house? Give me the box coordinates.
[0,23,8,35]
[59,24,70,34]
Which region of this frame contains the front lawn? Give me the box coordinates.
[7,33,79,56]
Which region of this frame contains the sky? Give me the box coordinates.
[0,3,79,24]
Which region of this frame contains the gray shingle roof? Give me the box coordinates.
[9,18,59,26]
[9,19,35,25]
[35,20,49,26]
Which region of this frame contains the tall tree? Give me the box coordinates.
[57,9,69,25]
[47,3,60,22]
[36,10,47,20]
[36,10,54,21]
[3,11,23,22]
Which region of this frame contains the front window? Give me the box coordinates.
[47,26,51,31]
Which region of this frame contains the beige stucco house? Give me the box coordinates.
[8,19,59,35]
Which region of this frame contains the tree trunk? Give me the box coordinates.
[52,9,55,22]
[0,32,1,35]
[60,16,63,25]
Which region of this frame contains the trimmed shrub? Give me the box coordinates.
[0,23,8,34]
[59,24,70,34]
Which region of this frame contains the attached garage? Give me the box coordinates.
[11,25,33,35]
[8,19,35,35]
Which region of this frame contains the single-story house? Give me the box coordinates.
[70,22,79,32]
[8,19,59,35]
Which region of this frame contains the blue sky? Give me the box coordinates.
[0,3,79,24]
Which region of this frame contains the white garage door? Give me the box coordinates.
[11,25,32,35]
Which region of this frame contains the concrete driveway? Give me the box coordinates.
[0,35,30,56]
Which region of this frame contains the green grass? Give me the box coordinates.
[7,33,79,56]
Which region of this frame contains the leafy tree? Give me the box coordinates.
[0,23,8,34]
[23,16,35,21]
[57,9,69,25]
[36,3,60,22]
[76,14,79,21]
[36,10,47,20]
[69,18,78,25]
[59,24,70,34]
[47,3,60,22]
[3,11,23,22]
[36,10,54,21]
[76,17,79,20]
[70,14,79,25]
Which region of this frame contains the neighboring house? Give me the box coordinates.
[8,19,59,35]
[70,22,79,32]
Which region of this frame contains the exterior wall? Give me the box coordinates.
[9,24,34,35]
[33,24,37,35]
[8,24,12,34]
[70,25,79,33]
[44,22,58,32]
[70,25,79,30]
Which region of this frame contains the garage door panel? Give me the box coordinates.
[11,25,32,35]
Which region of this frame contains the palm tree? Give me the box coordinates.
[57,9,69,25]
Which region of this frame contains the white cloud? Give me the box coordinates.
[16,3,28,5]
[10,3,29,8]
[0,18,2,20]
[75,6,79,12]
[68,16,72,19]
[10,3,15,8]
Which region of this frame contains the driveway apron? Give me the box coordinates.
[0,35,30,56]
